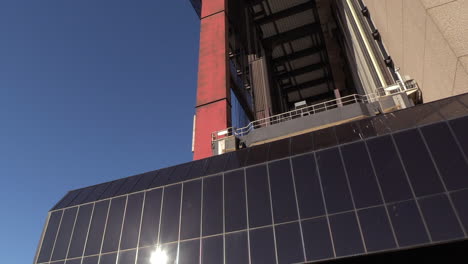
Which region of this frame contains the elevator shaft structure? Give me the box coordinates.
[191,0,420,159]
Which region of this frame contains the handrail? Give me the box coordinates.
[212,82,419,142]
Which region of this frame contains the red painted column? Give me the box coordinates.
[193,0,231,160]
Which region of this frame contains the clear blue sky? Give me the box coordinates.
[0,1,200,262]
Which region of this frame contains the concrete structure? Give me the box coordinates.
[362,0,468,102]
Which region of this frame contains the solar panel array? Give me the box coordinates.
[35,93,468,264]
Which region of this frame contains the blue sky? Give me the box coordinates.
[0,1,200,262]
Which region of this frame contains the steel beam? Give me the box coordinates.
[283,77,329,92]
[255,2,314,25]
[262,23,321,47]
[276,62,324,80]
[272,46,324,65]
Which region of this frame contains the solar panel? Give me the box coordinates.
[36,93,468,264]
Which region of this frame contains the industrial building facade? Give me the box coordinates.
[35,0,468,263]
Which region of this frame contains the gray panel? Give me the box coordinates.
[302,217,334,261]
[268,159,298,223]
[419,194,464,242]
[85,200,110,256]
[180,180,202,240]
[329,212,365,257]
[224,169,247,232]
[316,148,353,214]
[159,185,182,243]
[101,197,126,253]
[37,210,63,263]
[51,207,78,261]
[387,200,429,247]
[358,206,397,252]
[120,193,144,250]
[275,222,304,264]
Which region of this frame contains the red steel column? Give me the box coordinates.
[193,0,231,160]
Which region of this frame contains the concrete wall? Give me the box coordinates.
[362,0,468,102]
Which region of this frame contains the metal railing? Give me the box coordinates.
[212,81,419,142]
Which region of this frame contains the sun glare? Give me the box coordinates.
[150,248,168,264]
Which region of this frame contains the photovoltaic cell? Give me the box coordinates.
[290,132,314,155]
[341,142,382,208]
[302,217,334,261]
[180,180,202,240]
[53,190,81,210]
[117,250,136,264]
[114,175,142,196]
[179,239,200,264]
[358,206,396,252]
[268,159,298,223]
[130,171,159,192]
[99,179,126,200]
[387,200,429,247]
[148,167,176,188]
[249,227,276,264]
[202,176,223,236]
[201,235,223,264]
[275,222,304,264]
[224,148,248,171]
[159,184,182,243]
[449,116,468,156]
[101,196,126,253]
[316,148,353,214]
[51,207,78,261]
[245,143,269,166]
[418,194,464,242]
[187,159,208,179]
[421,122,468,191]
[291,153,325,218]
[329,212,365,257]
[82,256,98,264]
[225,231,249,264]
[246,165,272,228]
[68,186,95,206]
[268,138,290,161]
[224,169,247,232]
[313,126,337,150]
[65,259,81,264]
[171,162,193,182]
[99,253,117,264]
[205,153,228,175]
[82,183,110,204]
[451,189,468,232]
[37,210,63,263]
[67,204,93,258]
[367,135,413,203]
[139,188,162,247]
[335,121,362,144]
[120,193,144,250]
[393,129,444,197]
[85,200,110,256]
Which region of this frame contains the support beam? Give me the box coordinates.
[273,46,324,65]
[283,77,329,92]
[255,2,314,25]
[194,0,231,160]
[276,62,324,80]
[263,23,321,47]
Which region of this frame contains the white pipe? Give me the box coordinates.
[345,0,388,88]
